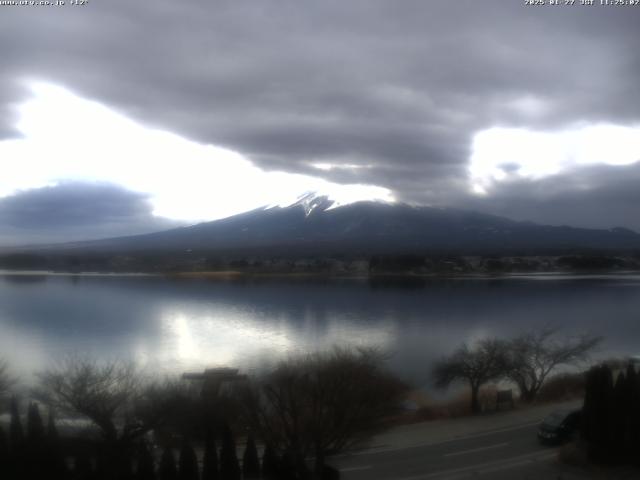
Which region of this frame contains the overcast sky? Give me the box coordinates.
[0,0,639,245]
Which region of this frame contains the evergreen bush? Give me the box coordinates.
[219,424,240,480]
[159,448,178,480]
[242,435,260,479]
[137,442,157,480]
[178,440,199,480]
[201,433,219,480]
[261,444,279,480]
[582,363,640,465]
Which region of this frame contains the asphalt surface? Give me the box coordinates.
[333,421,553,479]
[330,418,636,480]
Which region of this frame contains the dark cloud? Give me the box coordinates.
[0,0,639,237]
[455,162,640,232]
[0,183,182,246]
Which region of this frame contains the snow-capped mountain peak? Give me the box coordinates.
[266,191,395,217]
[290,192,337,216]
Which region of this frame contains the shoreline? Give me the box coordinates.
[1,269,640,280]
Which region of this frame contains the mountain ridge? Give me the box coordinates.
[10,197,639,256]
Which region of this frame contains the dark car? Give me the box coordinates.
[537,409,581,444]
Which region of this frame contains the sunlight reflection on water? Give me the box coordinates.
[0,274,639,386]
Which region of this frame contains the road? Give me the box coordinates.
[332,420,590,479]
[329,401,639,479]
[333,422,560,480]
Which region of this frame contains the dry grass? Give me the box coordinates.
[536,372,585,403]
[407,385,505,422]
[396,373,587,426]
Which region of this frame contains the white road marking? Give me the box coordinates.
[443,442,509,458]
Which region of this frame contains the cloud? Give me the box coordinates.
[0,182,182,246]
[0,182,151,228]
[456,161,640,232]
[469,124,640,194]
[0,1,638,234]
[0,83,393,227]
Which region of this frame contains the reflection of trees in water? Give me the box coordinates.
[1,274,48,284]
[1,275,640,388]
[368,275,428,289]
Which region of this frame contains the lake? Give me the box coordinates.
[1,272,639,387]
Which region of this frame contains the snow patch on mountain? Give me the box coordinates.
[265,191,396,217]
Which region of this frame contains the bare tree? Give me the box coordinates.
[35,357,139,442]
[433,338,508,414]
[35,357,179,444]
[239,347,407,478]
[505,329,602,403]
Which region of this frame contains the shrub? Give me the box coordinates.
[159,448,178,480]
[202,433,219,480]
[137,443,157,480]
[242,435,260,479]
[178,440,199,480]
[219,424,240,480]
[261,444,279,480]
[536,372,585,403]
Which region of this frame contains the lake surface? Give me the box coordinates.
[1,272,639,387]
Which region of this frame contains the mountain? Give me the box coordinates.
[31,195,640,256]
